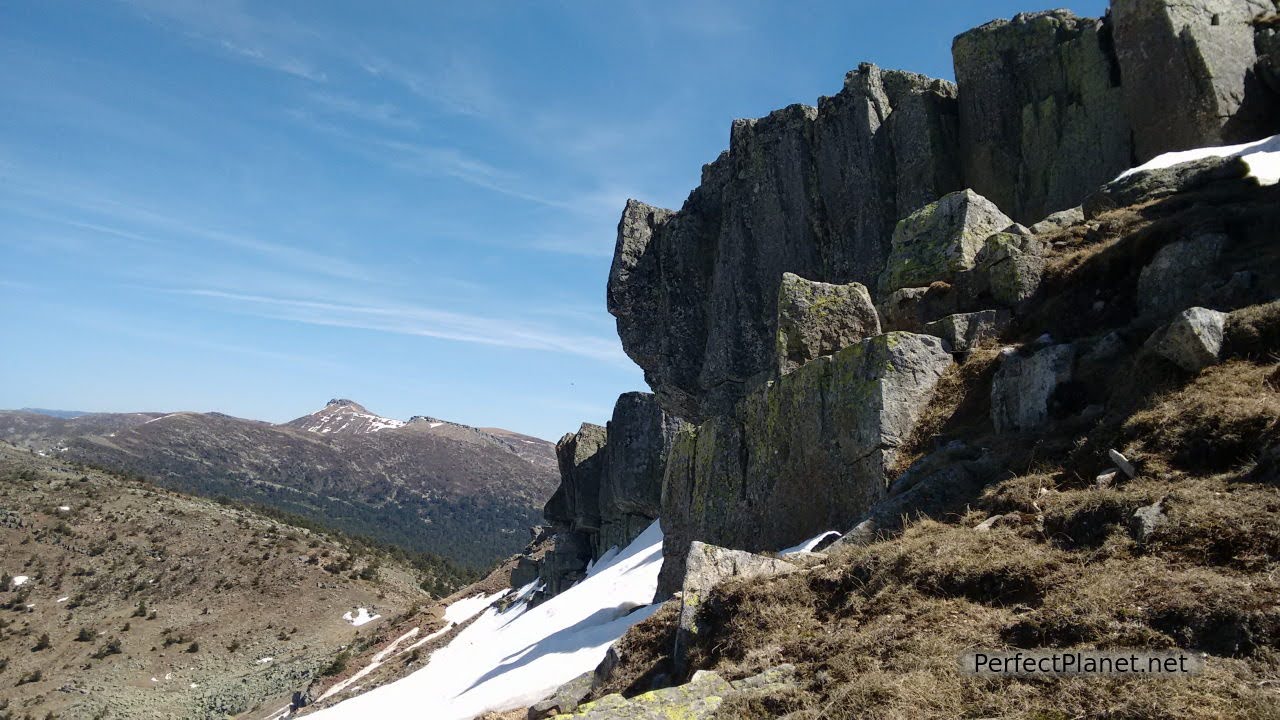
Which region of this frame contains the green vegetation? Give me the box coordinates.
[320,649,349,677]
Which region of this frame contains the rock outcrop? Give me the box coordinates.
[775,272,881,375]
[657,332,952,597]
[546,423,608,537]
[609,64,962,423]
[1112,0,1278,162]
[535,395,682,598]
[953,10,1132,224]
[877,189,1014,295]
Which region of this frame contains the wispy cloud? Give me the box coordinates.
[169,288,631,365]
[307,92,419,130]
[121,0,327,82]
[2,165,372,283]
[358,54,502,118]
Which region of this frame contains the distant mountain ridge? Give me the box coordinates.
[18,407,91,419]
[0,400,559,568]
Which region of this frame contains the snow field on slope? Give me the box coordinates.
[310,520,664,720]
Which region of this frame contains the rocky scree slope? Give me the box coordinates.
[0,400,558,569]
[494,1,1280,717]
[0,442,435,720]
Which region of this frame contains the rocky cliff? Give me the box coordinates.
[534,0,1280,610]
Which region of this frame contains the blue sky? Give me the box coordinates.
[0,0,1106,440]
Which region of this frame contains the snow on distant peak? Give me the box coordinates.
[298,401,406,435]
[1119,133,1280,186]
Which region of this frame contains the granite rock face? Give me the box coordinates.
[877,189,1014,296]
[657,332,952,597]
[546,423,608,536]
[1260,18,1280,95]
[599,393,686,553]
[879,284,961,332]
[536,396,682,597]
[775,272,881,375]
[953,10,1132,225]
[991,344,1076,433]
[609,64,962,422]
[1112,0,1278,162]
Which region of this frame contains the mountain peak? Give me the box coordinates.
[326,398,368,412]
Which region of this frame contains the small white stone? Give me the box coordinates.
[1109,449,1136,478]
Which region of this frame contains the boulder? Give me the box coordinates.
[598,393,683,554]
[1130,499,1169,543]
[608,64,962,422]
[568,670,735,719]
[1145,306,1228,371]
[1112,0,1278,162]
[775,272,881,374]
[658,332,952,597]
[1136,234,1229,318]
[673,542,799,676]
[1029,206,1085,235]
[922,310,1011,353]
[878,284,960,332]
[991,344,1076,433]
[528,671,594,719]
[510,555,540,589]
[969,232,1050,306]
[878,189,1014,295]
[953,10,1132,224]
[1083,154,1253,218]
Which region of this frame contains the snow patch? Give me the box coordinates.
[1119,133,1280,186]
[57,596,69,603]
[57,505,70,512]
[310,521,665,720]
[256,657,274,665]
[780,530,843,556]
[343,608,381,627]
[317,627,421,703]
[442,589,508,625]
[11,575,29,587]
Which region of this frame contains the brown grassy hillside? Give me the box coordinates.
[0,443,434,720]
